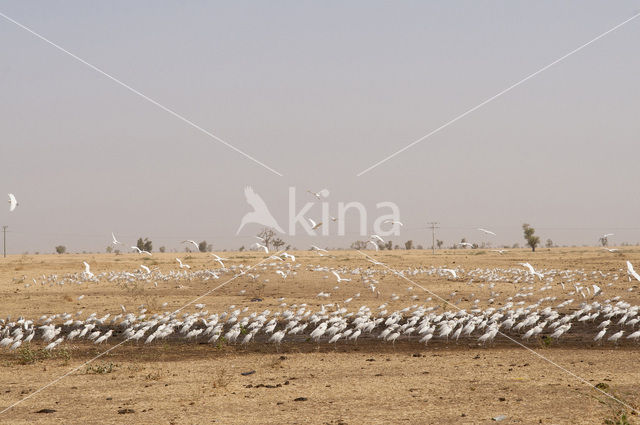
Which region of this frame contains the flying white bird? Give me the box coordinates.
[601,248,619,253]
[307,189,330,200]
[308,218,322,230]
[311,245,328,253]
[182,240,199,251]
[253,242,268,253]
[281,252,296,262]
[366,240,379,251]
[83,262,94,279]
[442,269,457,279]
[592,284,602,297]
[370,235,384,243]
[140,265,151,274]
[111,232,122,245]
[383,220,403,227]
[176,258,190,269]
[332,271,351,283]
[457,242,473,248]
[602,233,614,238]
[131,246,152,256]
[210,254,227,267]
[491,249,507,254]
[8,193,17,212]
[477,228,496,236]
[627,261,640,282]
[520,262,543,279]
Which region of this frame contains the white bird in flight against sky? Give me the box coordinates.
[131,246,152,256]
[253,242,268,253]
[8,193,17,212]
[111,232,122,245]
[306,189,330,200]
[478,228,496,236]
[182,240,199,251]
[308,218,322,230]
[383,219,403,226]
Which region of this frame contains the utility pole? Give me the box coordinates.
[2,226,7,258]
[427,222,439,254]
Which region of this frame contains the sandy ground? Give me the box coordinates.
[0,248,639,424]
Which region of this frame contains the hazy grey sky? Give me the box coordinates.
[1,1,639,253]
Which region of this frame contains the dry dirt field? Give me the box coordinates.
[0,248,639,424]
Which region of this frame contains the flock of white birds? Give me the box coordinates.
[3,192,640,351]
[2,244,640,352]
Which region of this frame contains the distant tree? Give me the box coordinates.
[159,246,166,253]
[239,246,245,252]
[522,223,540,252]
[404,240,413,250]
[416,244,423,250]
[106,246,113,254]
[350,240,368,250]
[599,236,609,247]
[546,238,554,248]
[436,240,444,249]
[137,237,152,253]
[385,241,393,250]
[55,245,66,254]
[512,243,520,249]
[198,241,209,253]
[257,228,282,251]
[272,238,285,250]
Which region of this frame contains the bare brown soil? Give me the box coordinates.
[0,248,639,424]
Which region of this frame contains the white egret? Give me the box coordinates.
[8,193,18,212]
